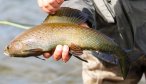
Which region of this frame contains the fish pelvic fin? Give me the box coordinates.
[43,7,88,24]
[69,43,88,63]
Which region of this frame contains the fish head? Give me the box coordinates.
[4,40,28,57]
[4,39,43,57]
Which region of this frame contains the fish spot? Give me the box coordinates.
[39,37,42,39]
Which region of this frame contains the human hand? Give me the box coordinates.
[43,45,70,62]
[37,0,64,14]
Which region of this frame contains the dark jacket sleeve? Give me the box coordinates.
[115,0,146,55]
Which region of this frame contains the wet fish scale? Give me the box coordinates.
[21,23,118,51]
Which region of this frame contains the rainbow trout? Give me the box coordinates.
[4,7,130,79]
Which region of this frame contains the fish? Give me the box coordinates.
[4,7,130,79]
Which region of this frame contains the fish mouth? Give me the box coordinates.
[3,49,11,57]
[4,51,10,56]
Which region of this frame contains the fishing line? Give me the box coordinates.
[0,20,31,29]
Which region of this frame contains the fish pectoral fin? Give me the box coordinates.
[24,48,43,53]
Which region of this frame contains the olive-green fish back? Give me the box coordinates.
[43,7,88,24]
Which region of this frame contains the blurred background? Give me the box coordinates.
[0,0,145,84]
[0,0,82,84]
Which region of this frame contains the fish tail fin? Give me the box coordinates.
[118,53,130,79]
[116,49,131,80]
[117,49,144,79]
[43,7,88,24]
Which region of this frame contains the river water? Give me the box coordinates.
[0,0,145,84]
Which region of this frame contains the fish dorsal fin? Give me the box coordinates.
[43,7,88,24]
